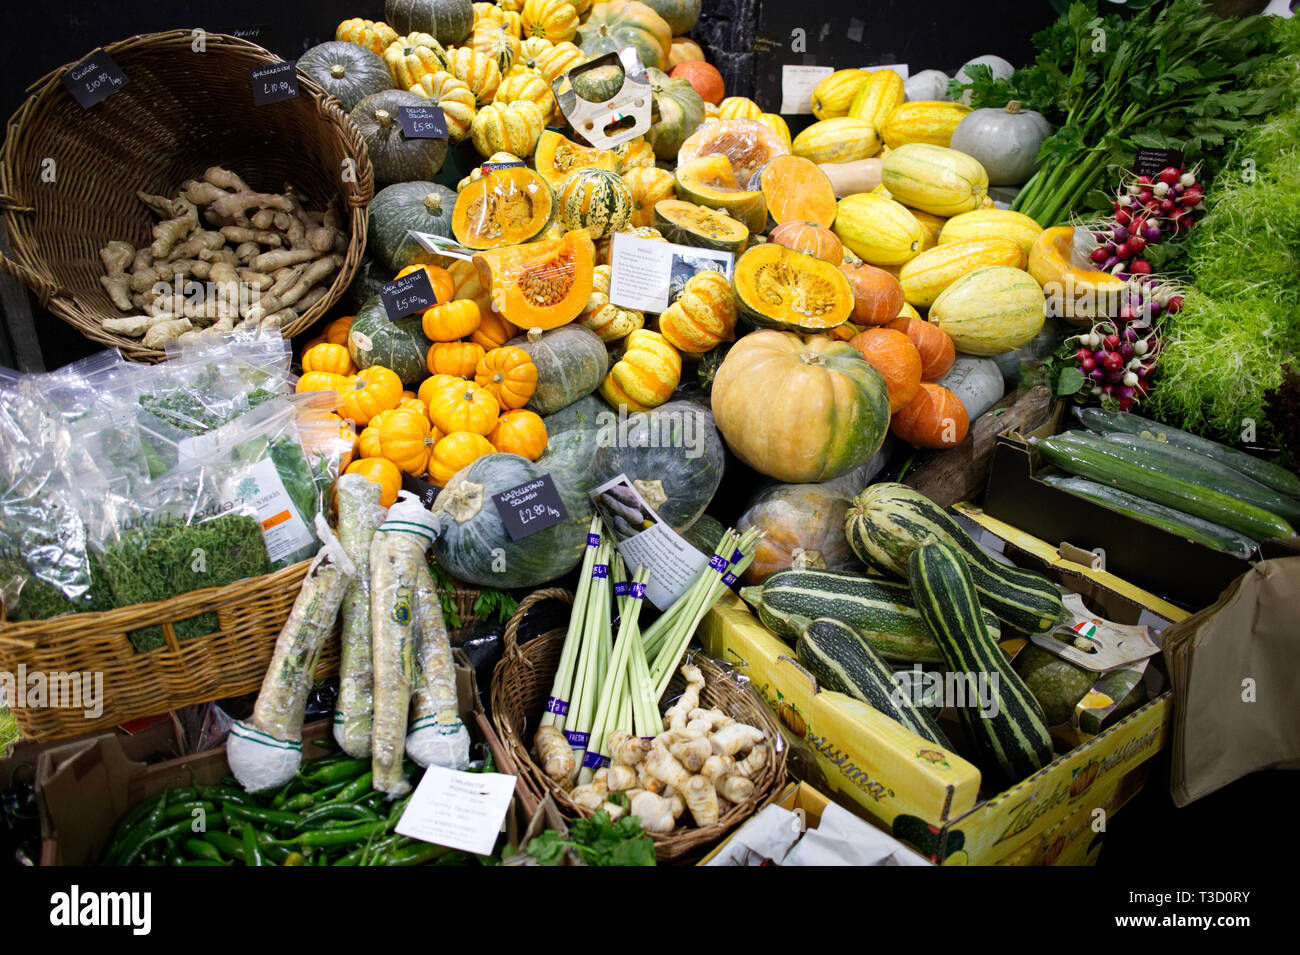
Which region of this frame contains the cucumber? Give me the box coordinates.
[1075,406,1300,500]
[1042,475,1258,559]
[845,483,1070,634]
[1036,432,1295,541]
[907,541,1054,782]
[1098,432,1300,524]
[739,567,1000,663]
[796,617,952,748]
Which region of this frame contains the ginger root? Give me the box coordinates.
[98,240,135,311]
[535,725,576,786]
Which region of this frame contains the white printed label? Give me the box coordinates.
[780,65,833,115]
[607,233,734,314]
[396,766,517,856]
[226,457,314,563]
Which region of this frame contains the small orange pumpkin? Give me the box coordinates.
[841,262,907,325]
[418,373,466,410]
[891,382,969,448]
[395,263,456,306]
[885,315,957,381]
[670,61,724,105]
[474,346,538,409]
[429,380,500,436]
[323,315,354,345]
[469,308,520,350]
[297,371,351,395]
[302,341,357,376]
[421,299,482,343]
[346,457,402,506]
[489,409,548,460]
[848,328,923,413]
[429,431,497,486]
[768,220,843,265]
[358,424,383,459]
[342,366,403,425]
[428,340,487,378]
[376,407,438,475]
[398,395,429,415]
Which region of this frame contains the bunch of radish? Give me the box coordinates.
[1089,164,1204,279]
[1068,276,1182,411]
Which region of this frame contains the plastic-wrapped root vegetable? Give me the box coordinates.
[333,473,388,757]
[405,561,470,769]
[370,492,439,798]
[228,515,356,792]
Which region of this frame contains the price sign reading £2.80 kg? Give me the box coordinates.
[492,475,569,541]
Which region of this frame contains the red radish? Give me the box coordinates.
[1116,242,1133,259]
[1082,357,1096,372]
[1136,175,1152,185]
[1104,333,1121,350]
[1104,352,1124,371]
[1139,190,1154,204]
[1076,347,1092,363]
[1129,259,1152,275]
[1158,167,1180,184]
[1167,296,1184,313]
[1091,247,1109,264]
[1128,235,1146,252]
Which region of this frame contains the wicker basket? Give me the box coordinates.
[491,588,787,862]
[0,31,373,360]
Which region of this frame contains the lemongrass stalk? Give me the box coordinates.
[641,529,738,659]
[563,540,608,756]
[567,540,614,770]
[540,516,602,731]
[627,609,660,738]
[580,566,649,782]
[649,527,750,679]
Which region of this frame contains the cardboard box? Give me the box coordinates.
[38,655,494,865]
[698,782,832,865]
[982,412,1300,609]
[698,517,1186,866]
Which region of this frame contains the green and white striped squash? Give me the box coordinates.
[555,167,634,240]
[929,266,1046,356]
[844,483,1069,634]
[907,540,1054,782]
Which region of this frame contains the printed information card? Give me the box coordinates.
[607,233,734,314]
[397,766,516,856]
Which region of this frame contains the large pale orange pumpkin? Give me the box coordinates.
[840,262,905,325]
[670,61,724,105]
[885,314,956,381]
[891,382,969,448]
[848,328,922,413]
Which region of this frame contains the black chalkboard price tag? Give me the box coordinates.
[401,473,440,509]
[1134,147,1183,178]
[492,475,570,541]
[251,61,298,106]
[63,51,128,109]
[380,268,438,320]
[399,105,449,139]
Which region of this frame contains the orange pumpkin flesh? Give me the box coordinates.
[840,262,906,325]
[891,382,969,448]
[472,230,595,331]
[885,314,957,381]
[452,166,555,250]
[757,155,837,228]
[848,328,922,413]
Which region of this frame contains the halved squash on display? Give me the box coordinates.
[471,230,595,330]
[677,119,789,183]
[754,155,837,229]
[533,130,619,189]
[733,243,854,333]
[673,155,767,234]
[653,199,749,254]
[452,166,554,249]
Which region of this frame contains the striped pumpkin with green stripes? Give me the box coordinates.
[555,167,633,240]
[907,540,1054,781]
[844,483,1069,634]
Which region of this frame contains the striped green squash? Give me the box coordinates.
[555,167,633,240]
[797,617,951,748]
[844,483,1069,634]
[907,541,1053,782]
[740,567,1002,664]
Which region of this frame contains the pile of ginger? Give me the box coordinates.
[98,166,346,349]
[539,664,772,833]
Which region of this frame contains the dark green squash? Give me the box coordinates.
[348,296,433,387]
[385,0,474,46]
[641,0,701,35]
[696,342,731,393]
[297,41,393,112]
[541,393,612,438]
[680,513,725,554]
[349,90,449,188]
[592,399,725,531]
[343,254,390,312]
[368,181,458,273]
[507,325,610,415]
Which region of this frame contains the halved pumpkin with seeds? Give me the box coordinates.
[674,155,767,233]
[733,243,854,332]
[471,230,595,330]
[452,165,554,250]
[652,199,748,254]
[533,130,618,189]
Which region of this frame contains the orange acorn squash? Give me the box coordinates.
[732,243,854,333]
[471,230,595,331]
[768,220,842,265]
[533,130,618,189]
[451,165,554,250]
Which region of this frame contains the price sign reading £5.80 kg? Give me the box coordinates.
[380,268,439,321]
[251,61,299,106]
[492,475,569,541]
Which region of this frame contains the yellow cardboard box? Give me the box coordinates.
[698,507,1186,866]
[698,782,833,865]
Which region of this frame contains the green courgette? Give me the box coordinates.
[1035,432,1295,541]
[1042,475,1258,558]
[1074,406,1300,499]
[908,541,1054,782]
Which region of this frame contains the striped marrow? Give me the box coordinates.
[844,483,1069,633]
[797,617,951,748]
[907,541,1053,782]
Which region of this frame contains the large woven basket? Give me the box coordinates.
[0,31,373,360]
[491,588,787,863]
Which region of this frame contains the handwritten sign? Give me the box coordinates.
[251,61,298,106]
[63,51,128,109]
[1134,147,1183,178]
[401,472,440,509]
[380,268,438,321]
[492,474,569,540]
[399,104,449,139]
